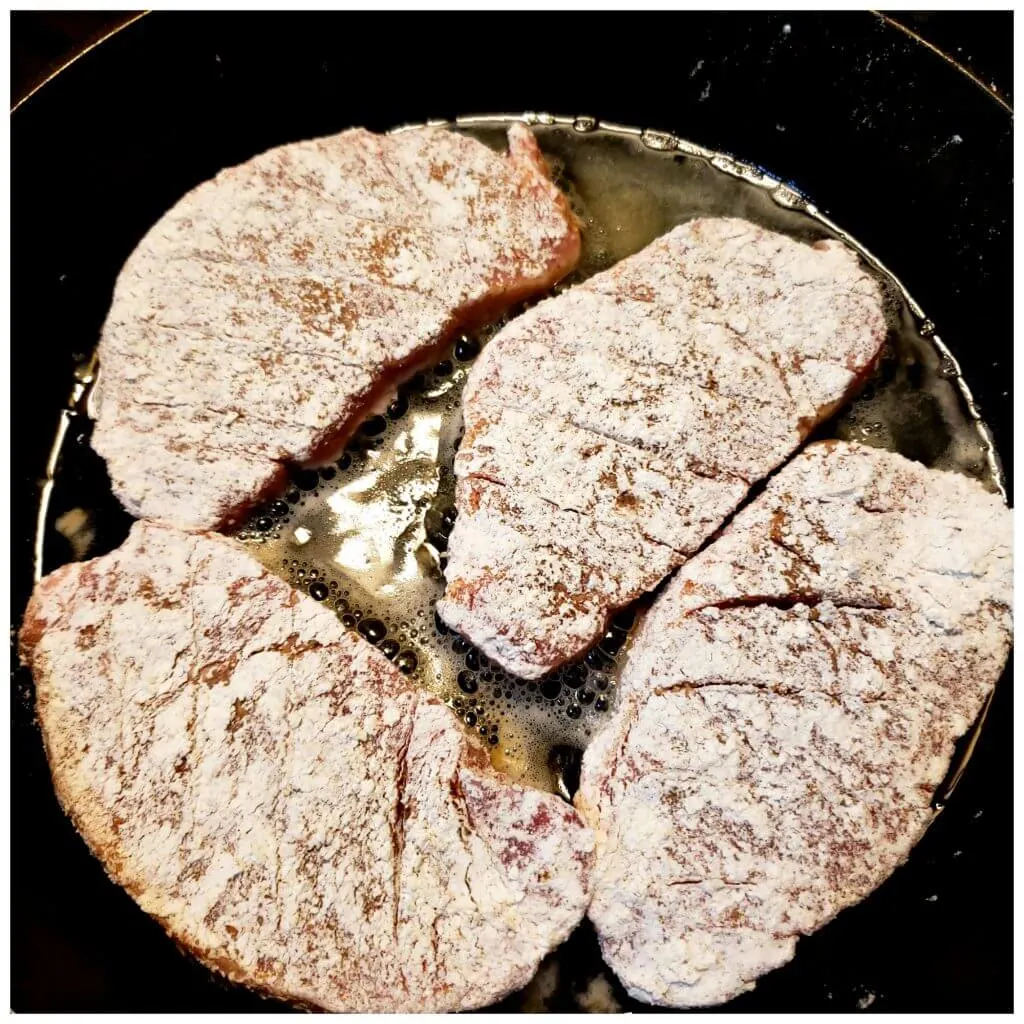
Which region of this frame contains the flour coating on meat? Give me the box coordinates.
[92,125,579,531]
[576,442,1012,1007]
[20,523,594,1012]
[439,218,887,678]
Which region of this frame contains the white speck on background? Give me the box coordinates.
[929,134,964,161]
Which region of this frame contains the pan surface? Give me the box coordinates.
[11,12,1011,1012]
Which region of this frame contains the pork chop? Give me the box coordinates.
[20,522,594,1012]
[91,124,580,531]
[576,441,1012,1007]
[438,218,887,679]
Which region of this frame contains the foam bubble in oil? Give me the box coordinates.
[223,118,1003,796]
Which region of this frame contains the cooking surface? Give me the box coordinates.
[11,12,1011,1012]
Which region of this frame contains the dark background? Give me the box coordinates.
[10,11,1013,1013]
[9,11,1015,111]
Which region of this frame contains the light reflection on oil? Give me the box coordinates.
[327,410,443,599]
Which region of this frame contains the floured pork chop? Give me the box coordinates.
[92,124,579,531]
[576,441,1012,1007]
[20,522,594,1012]
[439,218,887,679]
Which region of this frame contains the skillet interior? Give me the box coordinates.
[11,12,1012,1012]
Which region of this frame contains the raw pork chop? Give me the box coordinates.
[576,441,1012,1007]
[92,124,579,531]
[439,218,887,679]
[20,522,594,1012]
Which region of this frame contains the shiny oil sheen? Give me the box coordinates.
[224,116,1002,795]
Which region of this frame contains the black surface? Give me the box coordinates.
[11,12,1012,1012]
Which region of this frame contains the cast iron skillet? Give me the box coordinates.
[11,12,1012,1012]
